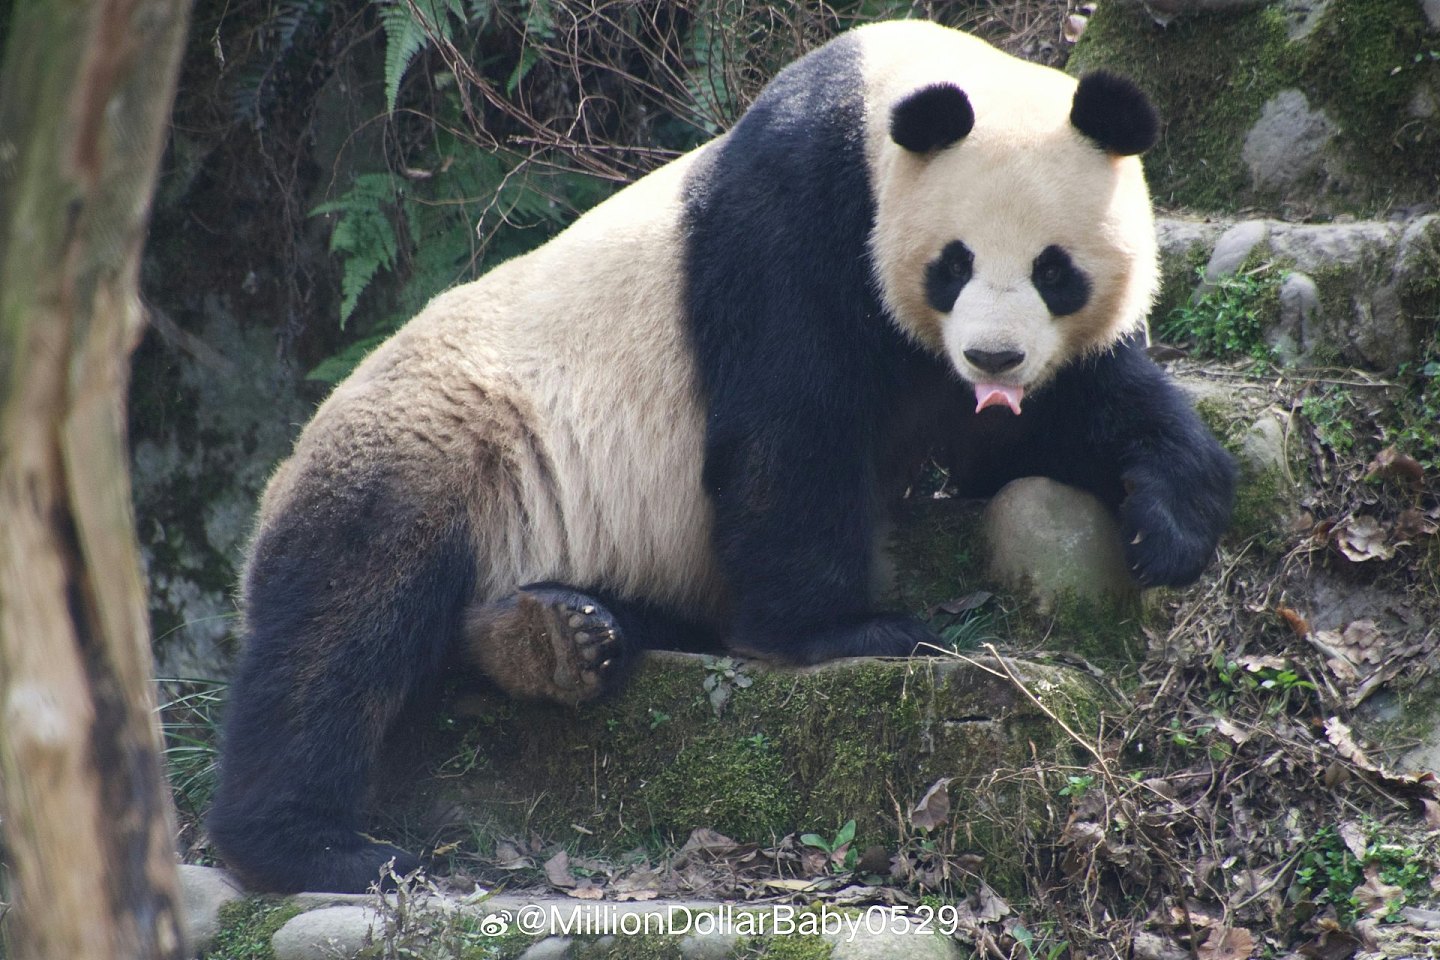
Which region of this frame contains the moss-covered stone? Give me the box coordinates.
[887,497,1149,664]
[1071,4,1291,211]
[735,933,834,959]
[201,897,304,960]
[386,652,1104,896]
[1071,0,1440,215]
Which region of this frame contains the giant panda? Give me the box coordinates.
[208,19,1236,894]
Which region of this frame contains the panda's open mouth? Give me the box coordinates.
[973,382,1025,415]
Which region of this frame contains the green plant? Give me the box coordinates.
[308,143,609,382]
[1384,355,1440,468]
[701,656,754,717]
[375,0,471,114]
[158,677,227,817]
[1013,922,1069,960]
[1211,657,1316,713]
[1057,774,1096,799]
[935,609,998,652]
[800,819,858,872]
[1300,386,1360,455]
[1292,824,1432,925]
[1159,266,1280,367]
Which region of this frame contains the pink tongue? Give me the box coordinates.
[974,383,1025,415]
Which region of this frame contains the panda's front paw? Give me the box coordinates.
[1121,460,1234,587]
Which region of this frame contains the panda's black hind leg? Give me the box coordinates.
[207,475,475,894]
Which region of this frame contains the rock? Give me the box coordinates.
[1425,0,1440,30]
[1197,220,1269,298]
[1242,90,1335,191]
[1239,414,1289,477]
[678,932,742,959]
[981,477,1138,613]
[177,864,244,952]
[1156,218,1227,263]
[271,905,377,960]
[1280,0,1331,39]
[390,651,1104,872]
[1155,215,1436,371]
[520,937,574,959]
[830,929,965,959]
[1273,272,1321,363]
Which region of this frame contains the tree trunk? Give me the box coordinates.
[0,2,192,958]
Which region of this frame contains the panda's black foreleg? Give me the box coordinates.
[208,484,474,894]
[1018,338,1237,586]
[701,414,939,665]
[466,584,722,702]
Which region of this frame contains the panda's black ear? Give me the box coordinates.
[1070,72,1159,156]
[890,83,975,154]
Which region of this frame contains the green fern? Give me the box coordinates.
[310,172,400,325]
[376,0,468,114]
[505,0,554,95]
[310,132,612,383]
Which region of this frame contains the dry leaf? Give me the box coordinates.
[1338,821,1368,860]
[1297,927,1362,960]
[1396,507,1439,541]
[1197,925,1256,960]
[969,883,1011,923]
[1234,654,1288,672]
[910,777,954,831]
[567,880,605,900]
[1352,866,1403,918]
[1364,445,1424,487]
[678,828,741,858]
[761,877,824,892]
[1324,717,1440,798]
[1334,515,1396,562]
[1214,717,1254,745]
[1340,620,1386,661]
[614,889,658,902]
[494,840,530,869]
[544,851,577,889]
[1063,13,1088,42]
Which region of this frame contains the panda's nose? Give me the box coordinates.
[963,348,1025,374]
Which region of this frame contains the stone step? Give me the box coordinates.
[1154,213,1440,371]
[381,649,1106,892]
[264,892,967,960]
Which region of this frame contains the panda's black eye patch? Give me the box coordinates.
[1031,245,1090,316]
[924,241,974,313]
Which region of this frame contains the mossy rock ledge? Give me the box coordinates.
[1070,0,1440,216]
[387,651,1104,878]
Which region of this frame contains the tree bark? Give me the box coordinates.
[0,2,193,958]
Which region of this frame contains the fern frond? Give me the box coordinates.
[377,0,464,114]
[311,173,400,326]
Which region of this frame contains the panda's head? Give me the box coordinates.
[866,35,1160,415]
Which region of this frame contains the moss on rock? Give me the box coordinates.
[1071,4,1291,210]
[388,652,1104,896]
[201,898,304,960]
[1070,0,1440,215]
